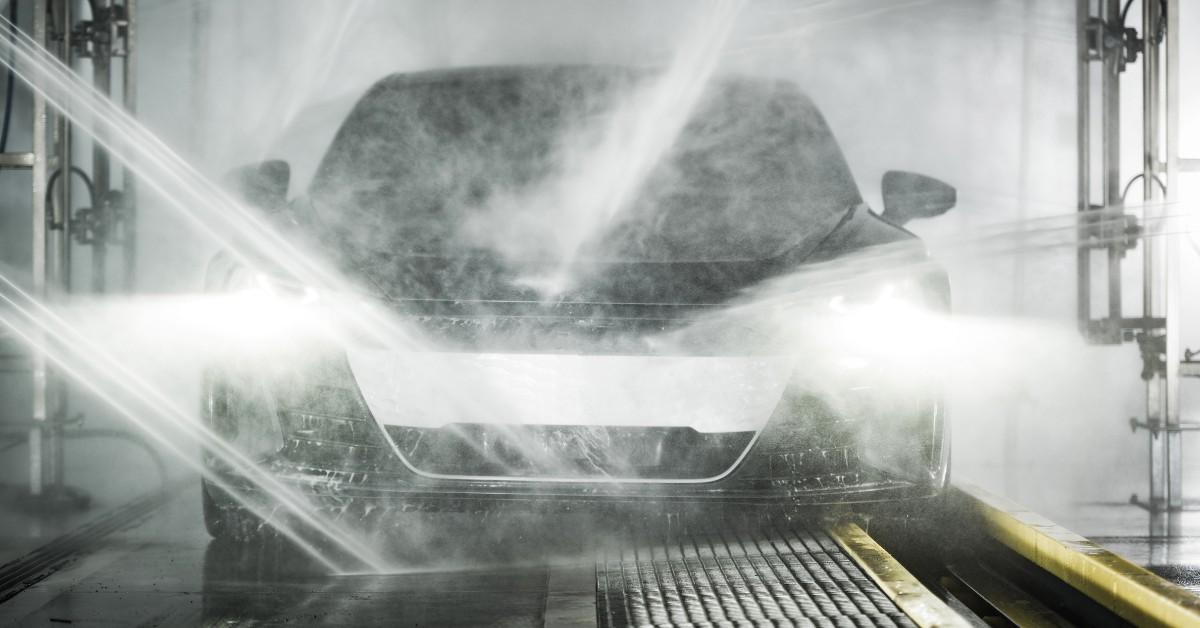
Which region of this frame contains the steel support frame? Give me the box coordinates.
[79,0,136,293]
[121,0,134,290]
[1077,0,1183,517]
[41,0,72,499]
[1077,0,1127,346]
[1140,0,1181,516]
[22,0,137,499]
[1163,0,1182,516]
[28,0,49,496]
[89,0,110,293]
[26,0,76,499]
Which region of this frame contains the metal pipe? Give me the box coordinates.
[29,0,49,495]
[90,0,110,294]
[1102,0,1122,330]
[1141,0,1168,511]
[1162,0,1181,512]
[120,0,134,292]
[56,0,71,292]
[47,0,67,294]
[1102,0,1121,208]
[1142,0,1159,315]
[47,0,73,493]
[1076,0,1091,333]
[187,0,208,161]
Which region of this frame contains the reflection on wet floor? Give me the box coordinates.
[0,485,596,627]
[1,481,902,626]
[4,479,1200,626]
[202,558,558,627]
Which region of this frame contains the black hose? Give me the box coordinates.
[0,0,16,154]
[1121,0,1169,42]
[1120,0,1135,26]
[45,166,97,228]
[1120,173,1168,201]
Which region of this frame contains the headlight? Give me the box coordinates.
[828,272,947,315]
[204,265,388,473]
[739,269,950,491]
[226,268,322,305]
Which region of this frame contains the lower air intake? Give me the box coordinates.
[384,424,754,480]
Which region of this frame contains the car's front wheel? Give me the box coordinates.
[201,479,266,541]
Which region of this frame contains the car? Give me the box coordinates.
[199,65,955,539]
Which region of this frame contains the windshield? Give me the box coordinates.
[307,65,861,268]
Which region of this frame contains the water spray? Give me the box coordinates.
[0,272,389,573]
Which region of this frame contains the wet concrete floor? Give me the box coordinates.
[4,482,1200,626]
[0,487,596,627]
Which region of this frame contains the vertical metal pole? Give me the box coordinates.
[58,0,69,289]
[1080,0,1127,344]
[1102,0,1122,343]
[1102,3,1126,340]
[49,0,69,292]
[90,0,110,294]
[29,0,50,496]
[120,0,134,292]
[47,0,66,298]
[188,1,208,162]
[1162,0,1181,512]
[1142,0,1167,512]
[1077,0,1092,334]
[1102,0,1122,332]
[46,0,70,495]
[1102,0,1121,210]
[1007,0,1036,496]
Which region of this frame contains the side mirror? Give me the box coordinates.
[880,170,956,226]
[227,160,290,212]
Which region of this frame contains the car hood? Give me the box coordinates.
[303,65,862,303]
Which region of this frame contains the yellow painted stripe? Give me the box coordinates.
[829,521,971,628]
[957,484,1200,628]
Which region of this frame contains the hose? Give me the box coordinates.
[45,165,97,229]
[0,0,16,153]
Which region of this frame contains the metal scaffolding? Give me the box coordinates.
[0,0,136,506]
[1077,0,1190,519]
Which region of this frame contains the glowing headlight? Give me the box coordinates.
[207,268,334,345]
[810,273,949,376]
[828,278,927,316]
[235,271,321,305]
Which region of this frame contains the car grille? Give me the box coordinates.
[383,424,755,480]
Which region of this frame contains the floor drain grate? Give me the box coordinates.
[597,524,916,628]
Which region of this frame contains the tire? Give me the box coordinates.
[200,368,270,542]
[201,478,265,541]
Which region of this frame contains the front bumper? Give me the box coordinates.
[209,460,942,517]
[202,269,952,513]
[204,352,949,515]
[205,374,947,514]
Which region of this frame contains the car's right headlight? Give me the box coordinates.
[735,269,950,493]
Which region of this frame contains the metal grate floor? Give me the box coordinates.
[597,524,917,628]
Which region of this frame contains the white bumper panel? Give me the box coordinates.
[345,350,793,434]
